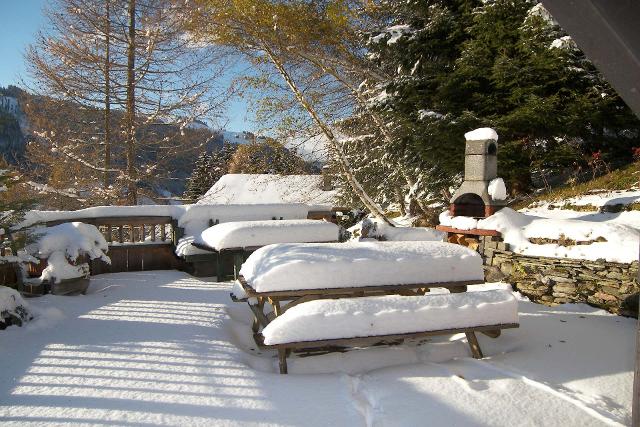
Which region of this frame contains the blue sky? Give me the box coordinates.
[0,1,253,132]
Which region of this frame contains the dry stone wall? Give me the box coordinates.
[477,236,639,317]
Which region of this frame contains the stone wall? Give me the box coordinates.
[476,236,639,317]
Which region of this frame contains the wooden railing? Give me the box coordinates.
[45,216,176,246]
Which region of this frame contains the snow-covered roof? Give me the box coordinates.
[197,174,338,210]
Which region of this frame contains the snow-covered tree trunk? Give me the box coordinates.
[262,43,393,225]
[125,0,137,205]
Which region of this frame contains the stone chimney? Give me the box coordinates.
[449,128,506,218]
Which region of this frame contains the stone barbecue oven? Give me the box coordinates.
[449,130,505,218]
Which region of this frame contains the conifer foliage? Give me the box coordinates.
[362,0,640,199]
[183,143,238,203]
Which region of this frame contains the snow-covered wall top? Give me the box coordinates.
[15,205,188,230]
[478,208,640,263]
[197,174,337,209]
[15,203,313,232]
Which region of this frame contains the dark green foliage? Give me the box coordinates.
[183,143,239,202]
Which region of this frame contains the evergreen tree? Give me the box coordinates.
[207,143,238,184]
[183,152,213,202]
[363,0,640,199]
[182,143,239,202]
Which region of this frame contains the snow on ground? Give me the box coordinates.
[522,191,640,231]
[547,189,640,208]
[0,272,634,426]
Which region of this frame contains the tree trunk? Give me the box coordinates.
[262,43,393,225]
[125,0,137,205]
[103,0,111,189]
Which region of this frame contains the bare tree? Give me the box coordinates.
[26,0,232,205]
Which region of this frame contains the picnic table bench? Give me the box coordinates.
[231,240,492,339]
[233,274,478,333]
[253,290,520,374]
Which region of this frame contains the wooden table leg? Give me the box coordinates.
[466,332,484,359]
[278,348,288,374]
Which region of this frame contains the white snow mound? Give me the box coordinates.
[240,241,484,293]
[262,290,518,345]
[478,208,640,263]
[488,178,507,200]
[27,222,110,283]
[0,286,30,325]
[195,219,339,251]
[439,211,480,230]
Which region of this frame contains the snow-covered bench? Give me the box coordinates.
[255,290,519,373]
[191,219,340,279]
[233,241,486,333]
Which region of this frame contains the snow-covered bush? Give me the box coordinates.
[26,222,110,283]
[0,286,31,329]
[351,217,445,242]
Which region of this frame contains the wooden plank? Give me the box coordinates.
[435,225,501,236]
[160,224,166,242]
[105,225,112,243]
[118,226,124,244]
[151,224,156,242]
[238,275,483,299]
[248,300,271,330]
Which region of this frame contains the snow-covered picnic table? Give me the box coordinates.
[232,241,487,336]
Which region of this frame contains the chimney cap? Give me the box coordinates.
[464,127,498,142]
